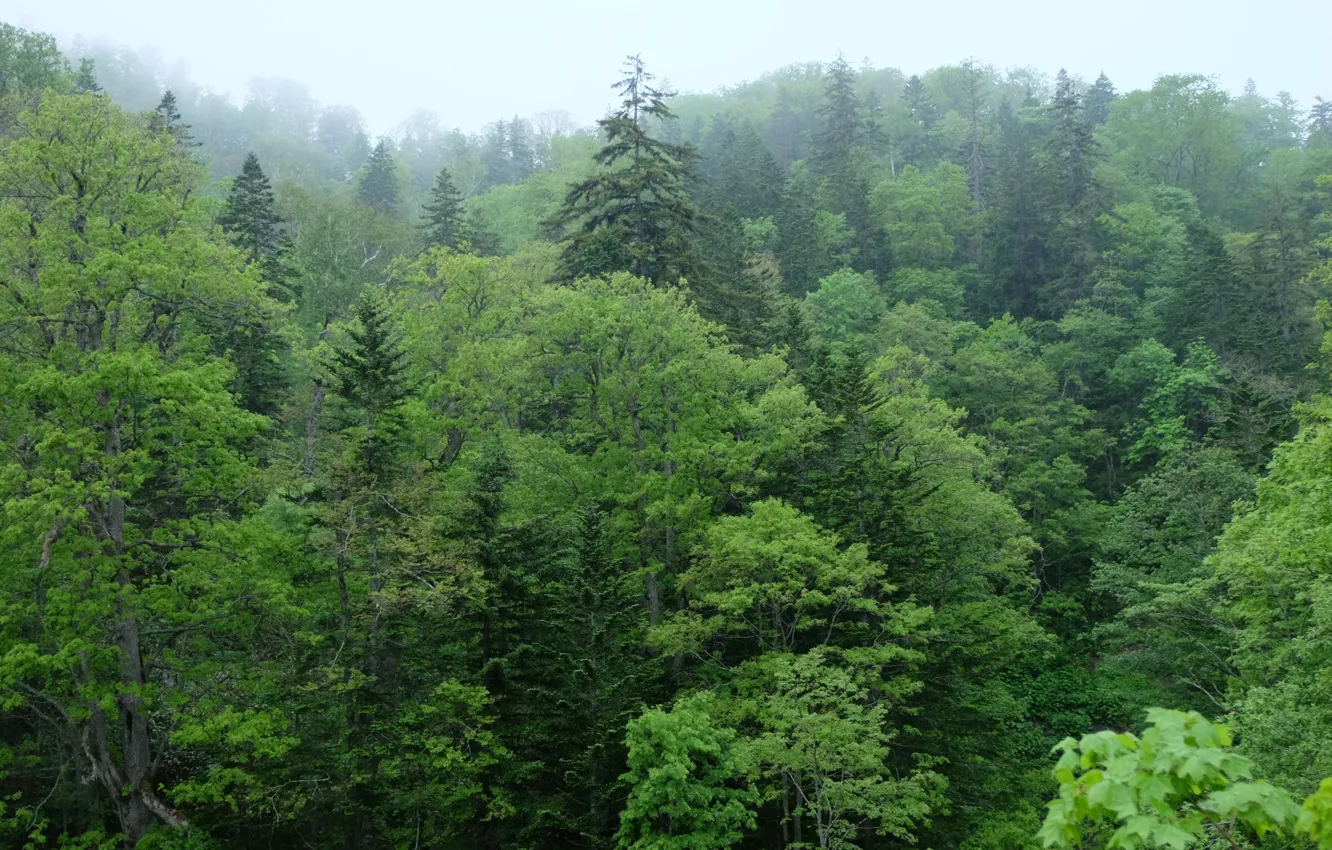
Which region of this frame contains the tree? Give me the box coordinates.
[150,89,196,146]
[812,55,860,180]
[616,695,757,850]
[358,139,401,216]
[0,23,68,96]
[547,55,700,284]
[1040,708,1321,850]
[0,91,284,846]
[214,151,291,417]
[1037,69,1105,314]
[1309,96,1332,148]
[74,56,101,94]
[423,165,468,250]
[1084,72,1116,125]
[218,152,289,287]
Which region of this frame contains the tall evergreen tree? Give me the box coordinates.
[812,55,889,277]
[215,152,292,416]
[505,115,536,183]
[546,55,700,284]
[218,152,289,288]
[358,139,401,216]
[73,56,100,94]
[812,54,861,179]
[901,73,941,166]
[1309,96,1332,147]
[693,203,771,348]
[423,165,468,250]
[1085,72,1117,125]
[1037,69,1104,313]
[150,89,196,146]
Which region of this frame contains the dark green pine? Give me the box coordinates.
[214,151,292,418]
[423,166,468,250]
[1085,72,1117,125]
[73,57,101,94]
[545,54,701,285]
[358,139,401,216]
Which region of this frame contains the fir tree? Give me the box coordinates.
[423,165,468,250]
[505,116,536,183]
[693,203,771,348]
[215,151,291,417]
[358,139,401,216]
[218,152,289,290]
[776,164,831,297]
[1085,72,1117,125]
[73,56,100,94]
[1310,96,1332,147]
[1037,69,1104,314]
[150,89,196,146]
[812,54,861,179]
[546,55,700,284]
[901,73,940,165]
[863,87,891,161]
[331,289,411,472]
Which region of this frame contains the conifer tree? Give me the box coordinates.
[1309,96,1332,147]
[812,54,861,179]
[423,165,468,250]
[546,55,700,284]
[863,87,891,161]
[218,152,289,288]
[694,203,771,348]
[358,139,401,216]
[73,56,100,94]
[215,152,292,417]
[1037,69,1104,313]
[901,73,940,165]
[505,115,536,183]
[1085,72,1117,125]
[465,208,504,256]
[150,89,196,146]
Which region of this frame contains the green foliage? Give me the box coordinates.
[1040,709,1306,850]
[616,695,758,850]
[548,56,700,284]
[357,139,401,216]
[2,23,1330,850]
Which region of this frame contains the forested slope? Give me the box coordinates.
[2,20,1332,849]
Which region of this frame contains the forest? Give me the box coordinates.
[2,18,1332,850]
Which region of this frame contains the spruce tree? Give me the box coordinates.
[505,116,535,183]
[73,57,101,94]
[215,152,291,418]
[862,88,890,160]
[1085,72,1117,125]
[812,54,861,180]
[218,152,289,289]
[693,203,771,349]
[464,209,503,256]
[423,165,468,250]
[150,89,196,146]
[812,54,889,277]
[331,289,411,472]
[1037,69,1104,314]
[901,73,941,165]
[358,139,401,216]
[1310,96,1332,148]
[546,55,700,284]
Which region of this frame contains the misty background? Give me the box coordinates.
[9,0,1331,135]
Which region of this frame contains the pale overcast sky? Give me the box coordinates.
[7,0,1331,134]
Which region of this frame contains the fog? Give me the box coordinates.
[9,0,1330,133]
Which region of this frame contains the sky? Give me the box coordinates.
[7,0,1331,134]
